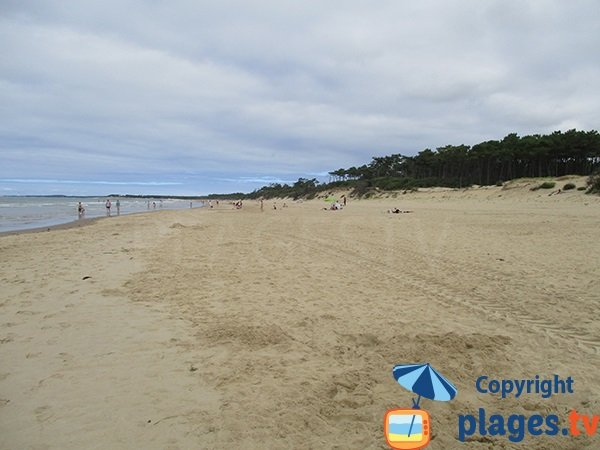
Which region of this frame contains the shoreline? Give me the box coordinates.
[0,209,174,237]
[0,202,207,237]
[0,216,103,237]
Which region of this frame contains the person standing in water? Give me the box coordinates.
[116,199,121,215]
[105,199,112,216]
[77,202,85,219]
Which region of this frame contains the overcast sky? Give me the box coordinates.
[1,0,599,195]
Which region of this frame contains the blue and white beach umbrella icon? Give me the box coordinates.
[393,363,457,407]
[392,363,457,436]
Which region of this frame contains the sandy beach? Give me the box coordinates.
[1,180,599,450]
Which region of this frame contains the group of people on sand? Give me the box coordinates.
[322,194,347,211]
[324,201,343,211]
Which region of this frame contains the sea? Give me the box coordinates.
[0,197,203,233]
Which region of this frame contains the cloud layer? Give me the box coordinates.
[1,0,599,195]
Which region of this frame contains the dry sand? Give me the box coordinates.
[1,179,599,449]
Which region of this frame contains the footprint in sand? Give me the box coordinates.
[58,352,73,364]
[0,335,14,344]
[34,405,54,423]
[16,310,40,316]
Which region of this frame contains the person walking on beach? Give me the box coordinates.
[116,199,121,215]
[77,202,85,219]
[105,199,112,216]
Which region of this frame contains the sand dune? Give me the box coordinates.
[1,184,599,449]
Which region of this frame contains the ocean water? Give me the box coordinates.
[0,197,203,233]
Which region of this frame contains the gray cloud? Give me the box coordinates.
[1,0,599,195]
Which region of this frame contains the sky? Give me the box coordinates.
[1,0,599,196]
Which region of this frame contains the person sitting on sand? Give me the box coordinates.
[323,202,343,211]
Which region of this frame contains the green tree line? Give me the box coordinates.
[330,129,600,189]
[211,129,600,199]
